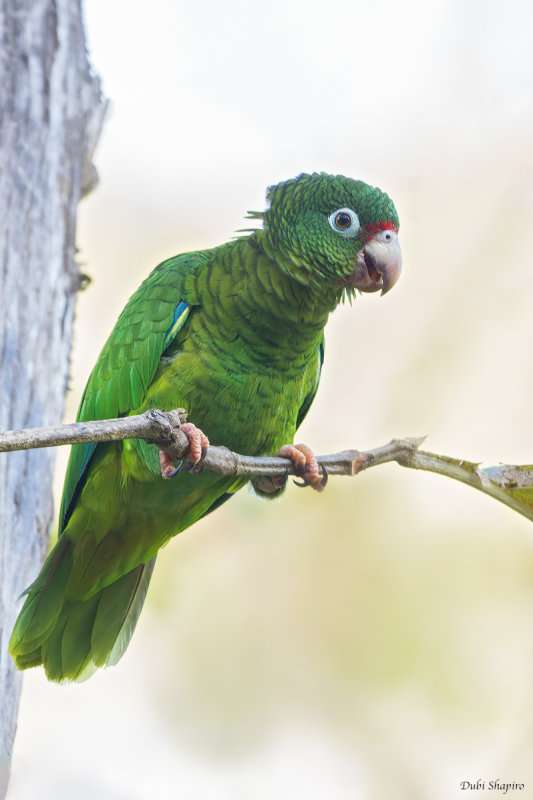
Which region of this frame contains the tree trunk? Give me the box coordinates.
[0,0,105,793]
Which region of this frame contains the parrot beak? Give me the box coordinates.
[345,229,402,295]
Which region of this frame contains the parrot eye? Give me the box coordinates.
[328,208,360,238]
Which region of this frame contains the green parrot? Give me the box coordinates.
[9,172,402,682]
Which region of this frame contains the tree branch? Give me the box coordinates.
[1,409,533,523]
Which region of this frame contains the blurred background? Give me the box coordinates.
[8,0,533,797]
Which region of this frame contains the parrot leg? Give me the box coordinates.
[159,422,210,479]
[274,443,328,492]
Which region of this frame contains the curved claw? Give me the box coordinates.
[276,443,327,493]
[293,478,308,488]
[293,464,328,490]
[160,422,209,479]
[166,461,183,479]
[160,450,182,480]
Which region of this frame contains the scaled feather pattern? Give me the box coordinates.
[9,172,401,681]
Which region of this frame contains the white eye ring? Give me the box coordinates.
[328,207,360,238]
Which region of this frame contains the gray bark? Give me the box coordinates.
[0,0,105,794]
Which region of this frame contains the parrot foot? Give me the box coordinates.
[275,443,328,492]
[160,450,180,479]
[159,422,210,479]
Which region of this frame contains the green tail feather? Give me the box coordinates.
[9,536,156,682]
[94,558,156,667]
[9,536,73,654]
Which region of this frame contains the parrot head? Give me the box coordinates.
[256,172,401,297]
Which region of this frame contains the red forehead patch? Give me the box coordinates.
[365,221,398,234]
[360,220,398,244]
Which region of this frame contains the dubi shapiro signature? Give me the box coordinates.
[460,781,524,794]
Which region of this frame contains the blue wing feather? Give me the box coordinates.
[163,300,190,352]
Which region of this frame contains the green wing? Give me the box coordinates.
[59,253,203,533]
